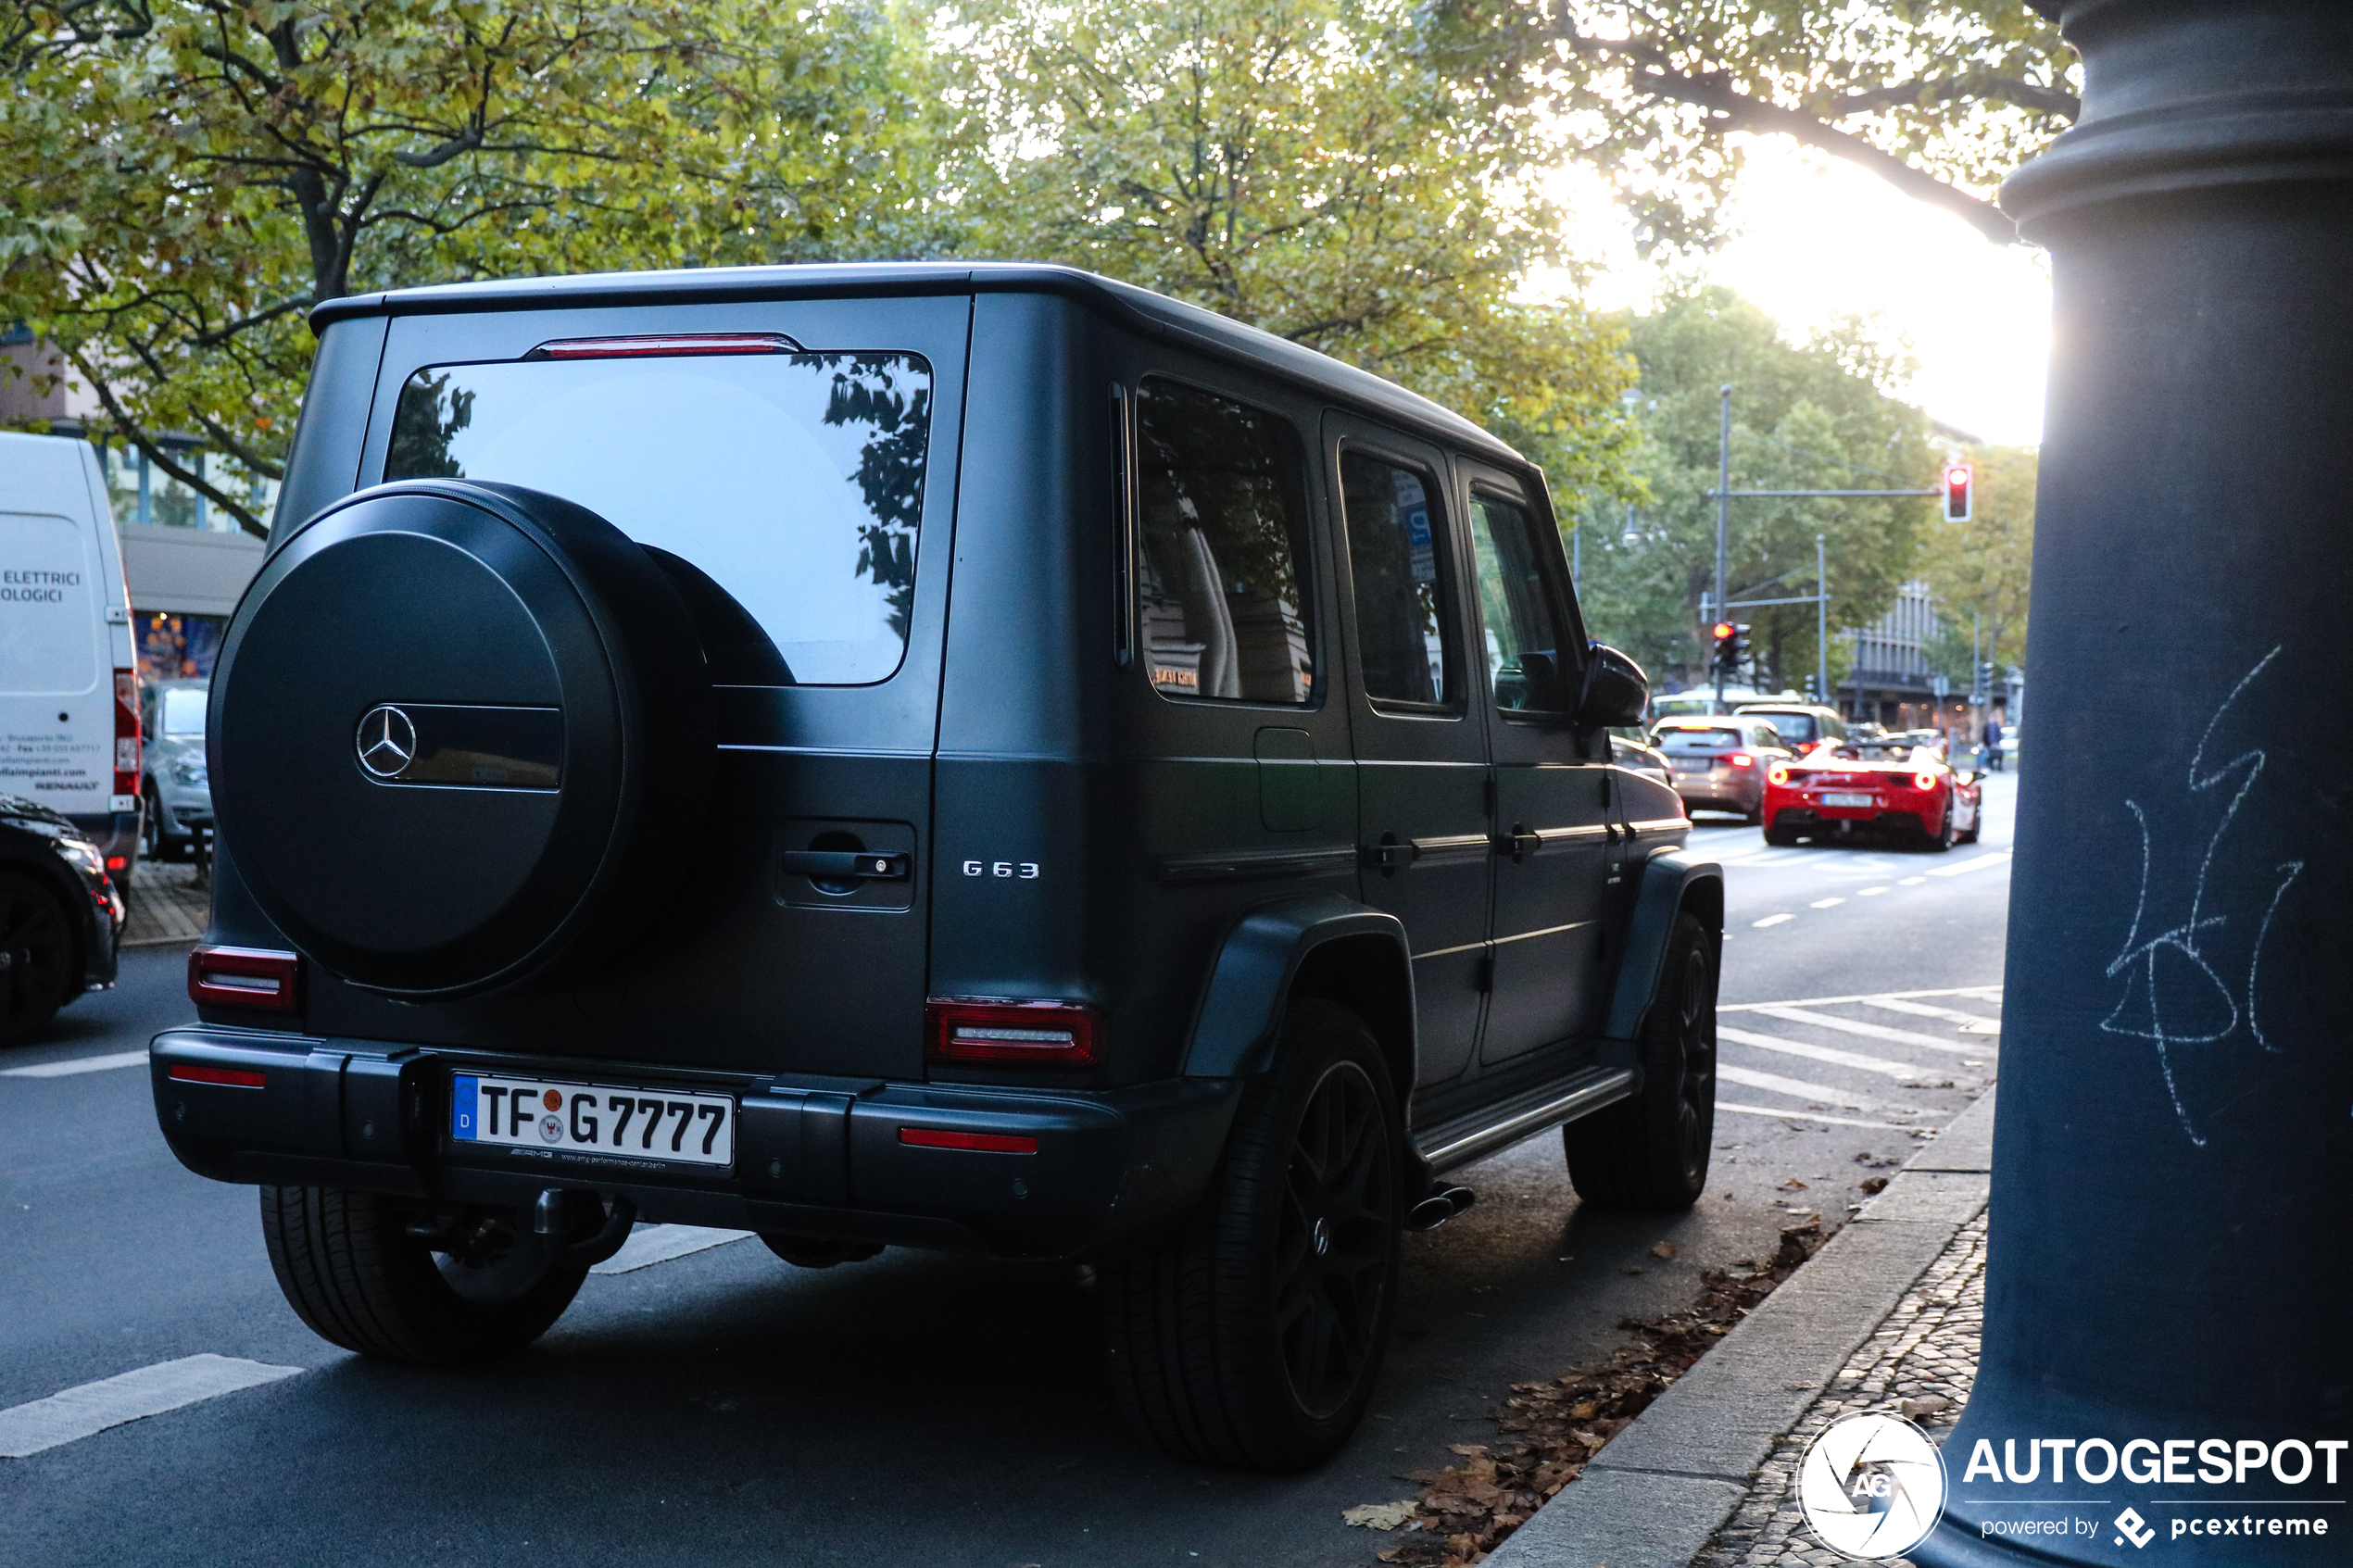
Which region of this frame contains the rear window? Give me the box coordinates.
[1655,726,1741,751]
[384,348,931,686]
[0,512,98,696]
[1754,712,1815,743]
[159,687,208,737]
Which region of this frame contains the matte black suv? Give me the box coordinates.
[152,263,1722,1472]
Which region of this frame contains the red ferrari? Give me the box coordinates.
[1762,736,1983,849]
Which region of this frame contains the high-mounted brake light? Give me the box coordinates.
[925,997,1101,1068]
[899,1126,1039,1154]
[169,1064,267,1088]
[188,946,300,1012]
[524,333,801,361]
[1913,771,1939,792]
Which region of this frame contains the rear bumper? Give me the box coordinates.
[149,1027,1241,1261]
[1768,803,1939,834]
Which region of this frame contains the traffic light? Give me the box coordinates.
[1977,659,1996,697]
[1943,460,1973,522]
[1711,621,1749,678]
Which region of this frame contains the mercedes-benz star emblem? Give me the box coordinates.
[356,705,418,779]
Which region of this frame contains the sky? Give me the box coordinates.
[1547,136,2055,449]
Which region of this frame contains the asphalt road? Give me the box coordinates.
[0,775,2015,1568]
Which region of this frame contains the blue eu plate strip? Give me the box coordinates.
[451,1074,479,1140]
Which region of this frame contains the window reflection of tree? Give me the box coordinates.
[387,370,472,479]
[805,353,930,646]
[1135,382,1314,703]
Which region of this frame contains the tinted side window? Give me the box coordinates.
[1467,495,1566,711]
[384,350,930,686]
[1340,450,1454,706]
[1135,379,1315,703]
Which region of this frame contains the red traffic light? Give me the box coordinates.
[1943,462,1973,522]
[1711,621,1735,640]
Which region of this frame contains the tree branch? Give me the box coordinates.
[1826,72,2079,124]
[66,349,268,538]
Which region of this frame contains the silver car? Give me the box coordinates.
[1650,716,1792,824]
[139,679,211,866]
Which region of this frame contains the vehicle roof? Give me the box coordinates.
[309,261,1521,467]
[1734,703,1837,715]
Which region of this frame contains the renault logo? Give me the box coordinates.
[356,705,418,779]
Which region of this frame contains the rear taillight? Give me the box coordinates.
[188,946,300,1012]
[1728,752,1754,769]
[525,333,799,360]
[1913,771,1939,792]
[925,997,1101,1068]
[168,1064,267,1088]
[112,668,139,805]
[898,1126,1039,1153]
[1768,765,1792,786]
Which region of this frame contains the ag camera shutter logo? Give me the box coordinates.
[1798,1411,1948,1559]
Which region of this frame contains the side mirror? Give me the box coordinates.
[1575,642,1649,732]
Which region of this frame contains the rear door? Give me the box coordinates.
[1463,466,1613,1064]
[0,438,115,824]
[1327,413,1491,1091]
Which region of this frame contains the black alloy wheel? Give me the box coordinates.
[1097,999,1403,1471]
[0,871,74,1046]
[1564,909,1718,1210]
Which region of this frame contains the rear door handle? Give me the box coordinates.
[777,850,909,881]
[1501,825,1541,863]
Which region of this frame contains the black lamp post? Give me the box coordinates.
[1918,3,2353,1562]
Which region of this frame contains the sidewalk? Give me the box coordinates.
[1484,1092,1994,1568]
[122,860,210,947]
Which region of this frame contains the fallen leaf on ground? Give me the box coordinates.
[1859,1175,1889,1194]
[1779,1177,1808,1190]
[1344,1501,1420,1530]
[1901,1396,1955,1421]
[1650,1242,1678,1260]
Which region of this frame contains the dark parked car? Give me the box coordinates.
[0,794,123,1044]
[1649,716,1793,823]
[139,679,213,867]
[152,262,1722,1472]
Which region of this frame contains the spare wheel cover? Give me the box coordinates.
[212,480,712,996]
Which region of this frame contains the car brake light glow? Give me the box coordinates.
[525,333,800,360]
[926,997,1101,1067]
[113,668,139,799]
[188,946,301,1011]
[1914,771,1939,791]
[898,1126,1039,1153]
[1728,753,1753,769]
[1768,765,1792,786]
[169,1063,267,1088]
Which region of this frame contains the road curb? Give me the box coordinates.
[1483,1091,1996,1568]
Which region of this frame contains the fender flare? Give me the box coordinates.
[1179,891,1415,1085]
[1603,848,1724,1042]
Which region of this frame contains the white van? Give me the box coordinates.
[0,432,141,872]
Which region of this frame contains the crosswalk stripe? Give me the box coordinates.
[1718,1062,1885,1110]
[1926,851,2011,878]
[1752,913,1794,928]
[1720,984,2005,1013]
[0,1354,303,1458]
[1,1049,148,1079]
[1718,1103,1912,1131]
[1718,1025,1927,1080]
[1749,1005,1986,1058]
[589,1224,754,1275]
[1861,997,1999,1026]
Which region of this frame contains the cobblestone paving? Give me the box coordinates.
[1695,1210,1989,1568]
[123,859,209,947]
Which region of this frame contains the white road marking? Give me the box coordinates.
[1718,1103,1912,1131]
[589,1224,755,1275]
[1926,851,2011,877]
[1749,1006,1987,1059]
[1857,886,1889,897]
[1721,985,2004,1013]
[1862,997,1999,1025]
[0,1354,302,1458]
[1718,1026,1926,1080]
[1809,897,1845,909]
[1718,1062,1885,1110]
[1752,913,1794,928]
[1,1049,148,1079]
[1898,876,1927,885]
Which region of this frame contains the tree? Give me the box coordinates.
[0,0,934,533]
[941,0,1640,498]
[1474,1,2078,251]
[1568,287,1937,689]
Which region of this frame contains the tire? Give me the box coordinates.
[1097,999,1403,1472]
[1763,824,1800,847]
[259,1186,585,1364]
[0,871,76,1046]
[1925,800,1956,853]
[1743,806,1764,827]
[1563,910,1717,1210]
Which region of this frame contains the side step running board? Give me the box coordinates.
[1413,1065,1637,1176]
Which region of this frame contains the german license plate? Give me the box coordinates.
[1819,791,1876,808]
[450,1073,736,1167]
[1672,758,1710,771]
